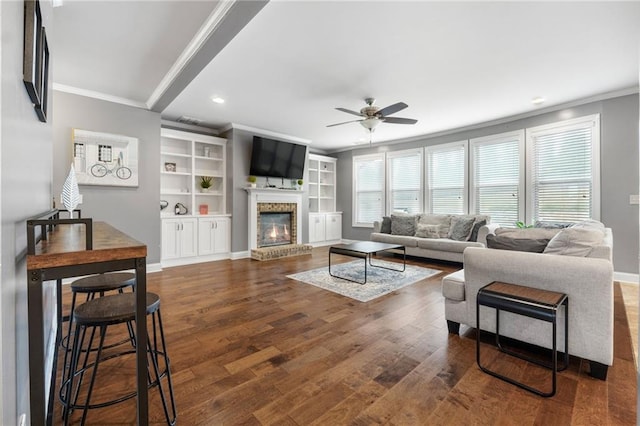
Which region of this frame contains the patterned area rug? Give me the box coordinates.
[287,260,441,302]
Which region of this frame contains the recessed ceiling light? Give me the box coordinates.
[211,97,225,104]
[531,96,545,105]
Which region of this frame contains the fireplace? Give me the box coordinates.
[246,188,311,259]
[258,212,292,247]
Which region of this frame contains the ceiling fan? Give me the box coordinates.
[327,98,418,132]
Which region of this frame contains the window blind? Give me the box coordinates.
[471,134,522,226]
[426,143,466,214]
[388,150,422,214]
[353,155,385,225]
[530,122,595,223]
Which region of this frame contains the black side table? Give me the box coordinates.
[476,281,569,397]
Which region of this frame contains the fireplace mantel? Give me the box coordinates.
[247,188,303,251]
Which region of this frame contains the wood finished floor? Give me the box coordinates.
[54,247,637,425]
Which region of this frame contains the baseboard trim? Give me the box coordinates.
[230,251,250,259]
[615,272,639,284]
[147,263,162,273]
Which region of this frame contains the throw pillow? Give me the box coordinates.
[495,227,561,240]
[416,214,451,238]
[448,216,477,241]
[380,216,392,234]
[486,234,550,253]
[390,213,417,236]
[570,219,606,231]
[543,228,604,257]
[534,221,573,229]
[468,219,487,242]
[415,223,441,238]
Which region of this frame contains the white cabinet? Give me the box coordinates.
[198,217,230,255]
[308,212,342,245]
[161,218,197,260]
[309,213,326,243]
[325,213,342,241]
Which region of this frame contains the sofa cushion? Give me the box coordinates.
[486,234,550,253]
[495,227,560,240]
[370,233,419,248]
[416,238,482,253]
[391,213,417,236]
[543,227,604,257]
[415,223,441,238]
[442,269,465,301]
[380,216,392,234]
[448,216,477,241]
[469,219,487,242]
[417,214,451,238]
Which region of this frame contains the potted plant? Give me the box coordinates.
[248,175,257,188]
[297,179,304,190]
[200,176,213,192]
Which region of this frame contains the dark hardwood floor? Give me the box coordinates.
[54,247,637,425]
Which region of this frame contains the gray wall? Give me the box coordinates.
[1,1,54,423]
[225,128,309,253]
[53,91,162,263]
[334,94,640,274]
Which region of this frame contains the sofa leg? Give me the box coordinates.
[589,361,608,380]
[447,320,460,335]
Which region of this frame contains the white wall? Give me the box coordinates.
[1,1,55,423]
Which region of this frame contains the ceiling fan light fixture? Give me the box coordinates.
[360,117,381,131]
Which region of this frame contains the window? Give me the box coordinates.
[387,149,423,214]
[470,131,525,226]
[426,141,467,214]
[352,153,385,226]
[526,114,600,223]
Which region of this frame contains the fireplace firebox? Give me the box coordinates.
[258,212,292,247]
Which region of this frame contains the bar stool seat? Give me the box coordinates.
[61,292,177,425]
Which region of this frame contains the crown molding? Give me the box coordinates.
[221,123,312,145]
[52,83,148,109]
[145,0,237,109]
[160,119,219,135]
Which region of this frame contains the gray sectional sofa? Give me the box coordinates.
[442,221,614,379]
[371,213,490,263]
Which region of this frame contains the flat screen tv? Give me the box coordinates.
[249,136,306,180]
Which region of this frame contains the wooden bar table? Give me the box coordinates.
[26,219,148,425]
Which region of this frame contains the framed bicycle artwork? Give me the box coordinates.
[72,129,139,187]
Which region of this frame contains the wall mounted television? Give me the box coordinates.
[249,136,306,180]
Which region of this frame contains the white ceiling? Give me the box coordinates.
[53,1,640,152]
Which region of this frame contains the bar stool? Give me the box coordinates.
[61,273,136,382]
[60,292,177,425]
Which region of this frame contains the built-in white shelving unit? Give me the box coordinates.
[307,154,342,245]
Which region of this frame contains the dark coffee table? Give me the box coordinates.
[328,241,406,284]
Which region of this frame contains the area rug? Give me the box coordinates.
[287,260,441,302]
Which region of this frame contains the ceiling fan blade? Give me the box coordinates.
[377,102,408,117]
[326,119,363,127]
[383,117,418,125]
[335,107,364,117]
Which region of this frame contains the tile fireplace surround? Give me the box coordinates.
[246,188,311,260]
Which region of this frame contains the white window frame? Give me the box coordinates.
[386,148,423,215]
[469,130,525,226]
[425,140,468,214]
[352,153,386,227]
[525,114,600,224]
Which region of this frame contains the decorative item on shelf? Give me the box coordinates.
[200,176,213,192]
[160,200,168,211]
[199,204,208,215]
[203,146,211,157]
[248,175,257,188]
[61,163,82,216]
[174,203,188,215]
[297,179,304,191]
[164,162,176,172]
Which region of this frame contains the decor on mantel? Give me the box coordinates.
[297,179,304,190]
[61,163,82,216]
[247,175,257,188]
[287,260,440,302]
